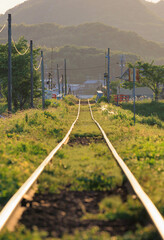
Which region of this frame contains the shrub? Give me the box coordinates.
[45,99,51,108]
[98,96,108,103]
[141,116,163,128]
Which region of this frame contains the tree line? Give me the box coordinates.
[0,37,40,110]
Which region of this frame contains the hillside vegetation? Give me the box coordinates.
[38,45,138,85]
[0,0,164,42]
[1,22,164,58]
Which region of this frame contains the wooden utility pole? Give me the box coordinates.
[8,14,12,113]
[133,68,136,125]
[41,51,45,109]
[57,64,60,94]
[30,40,34,108]
[62,74,64,96]
[107,48,110,103]
[64,59,67,95]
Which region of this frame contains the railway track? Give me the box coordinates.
[0,100,164,239]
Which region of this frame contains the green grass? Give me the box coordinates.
[0,98,163,240]
[122,100,164,121]
[0,98,78,208]
[94,102,164,213]
[38,105,123,193]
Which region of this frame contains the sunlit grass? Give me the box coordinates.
[93,101,164,214]
[0,98,163,240]
[0,98,78,208]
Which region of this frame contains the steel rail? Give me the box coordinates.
[0,100,80,232]
[88,100,164,239]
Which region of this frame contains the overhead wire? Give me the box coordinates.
[0,22,6,33]
[12,37,30,56]
[33,57,42,71]
[57,65,106,71]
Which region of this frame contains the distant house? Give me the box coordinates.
[84,80,104,85]
[69,84,81,92]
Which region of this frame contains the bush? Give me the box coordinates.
[141,116,163,128]
[98,96,108,103]
[45,99,51,108]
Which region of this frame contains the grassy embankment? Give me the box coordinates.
[0,96,78,209]
[0,99,163,240]
[94,100,164,204]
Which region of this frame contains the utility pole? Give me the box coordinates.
[107,48,110,103]
[133,68,136,125]
[57,64,60,94]
[120,55,125,78]
[30,40,34,108]
[64,59,67,95]
[8,14,12,113]
[62,74,64,97]
[41,51,45,109]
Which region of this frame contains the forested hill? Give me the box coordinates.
[1,22,164,58]
[0,0,164,42]
[145,1,164,20]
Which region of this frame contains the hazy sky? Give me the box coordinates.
[0,0,161,14]
[0,0,27,14]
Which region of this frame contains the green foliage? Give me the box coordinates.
[99,195,146,222]
[44,111,57,120]
[0,226,47,240]
[0,100,78,209]
[125,61,164,101]
[141,116,163,128]
[61,227,111,239]
[63,95,77,105]
[0,37,40,110]
[29,143,47,156]
[6,123,24,134]
[98,96,108,103]
[122,100,164,121]
[77,172,115,191]
[44,99,51,108]
[0,100,163,239]
[0,100,7,114]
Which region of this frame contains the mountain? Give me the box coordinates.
[1,22,164,58]
[36,45,139,85]
[0,0,164,42]
[145,0,164,20]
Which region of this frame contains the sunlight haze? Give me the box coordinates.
[0,0,27,14]
[0,0,162,14]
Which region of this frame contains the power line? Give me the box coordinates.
[57,65,105,71]
[34,57,42,71]
[0,23,6,33]
[12,37,29,56]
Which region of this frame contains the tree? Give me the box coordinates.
[0,37,41,110]
[122,61,164,101]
